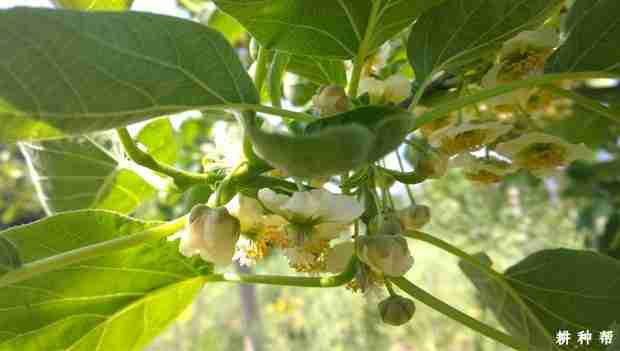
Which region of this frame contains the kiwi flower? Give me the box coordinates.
[495,132,591,175]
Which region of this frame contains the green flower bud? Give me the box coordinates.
[369,212,403,236]
[398,205,431,230]
[378,295,416,326]
[356,235,414,277]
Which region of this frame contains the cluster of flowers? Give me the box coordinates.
[313,27,592,184]
[170,187,430,288]
[415,28,592,183]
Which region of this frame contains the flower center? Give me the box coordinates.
[516,142,567,169]
[440,130,487,155]
[465,170,504,184]
[499,49,550,81]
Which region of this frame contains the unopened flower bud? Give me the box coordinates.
[172,204,240,266]
[383,75,411,104]
[325,241,354,273]
[370,212,403,236]
[356,235,414,277]
[378,295,416,326]
[312,85,350,117]
[398,205,431,230]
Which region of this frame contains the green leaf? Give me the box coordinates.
[0,210,208,350]
[505,249,620,349]
[546,0,620,74]
[0,8,258,143]
[458,253,555,350]
[214,0,444,59]
[0,236,20,273]
[52,0,134,10]
[306,105,413,161]
[286,55,347,86]
[19,137,155,214]
[204,8,246,44]
[137,118,178,165]
[408,0,563,82]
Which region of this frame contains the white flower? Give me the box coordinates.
[359,77,386,104]
[495,132,592,175]
[359,75,411,104]
[502,28,559,55]
[169,205,240,266]
[428,122,512,155]
[258,188,364,241]
[481,28,558,109]
[451,153,518,184]
[384,75,411,103]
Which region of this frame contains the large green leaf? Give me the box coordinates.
[408,0,563,82]
[52,0,134,10]
[137,118,178,165]
[19,137,155,214]
[459,253,555,350]
[214,0,444,59]
[286,55,347,86]
[0,210,208,351]
[546,0,620,74]
[0,8,258,143]
[204,8,246,44]
[505,249,620,350]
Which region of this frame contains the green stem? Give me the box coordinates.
[267,52,290,108]
[117,128,221,189]
[216,103,314,123]
[542,85,620,123]
[205,258,358,288]
[348,0,382,97]
[0,217,186,289]
[395,150,415,204]
[390,277,530,351]
[253,47,271,93]
[411,71,620,131]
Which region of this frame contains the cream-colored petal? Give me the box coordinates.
[384,75,411,103]
[359,77,385,98]
[258,188,291,217]
[313,222,349,240]
[281,190,323,222]
[325,241,355,273]
[314,189,364,223]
